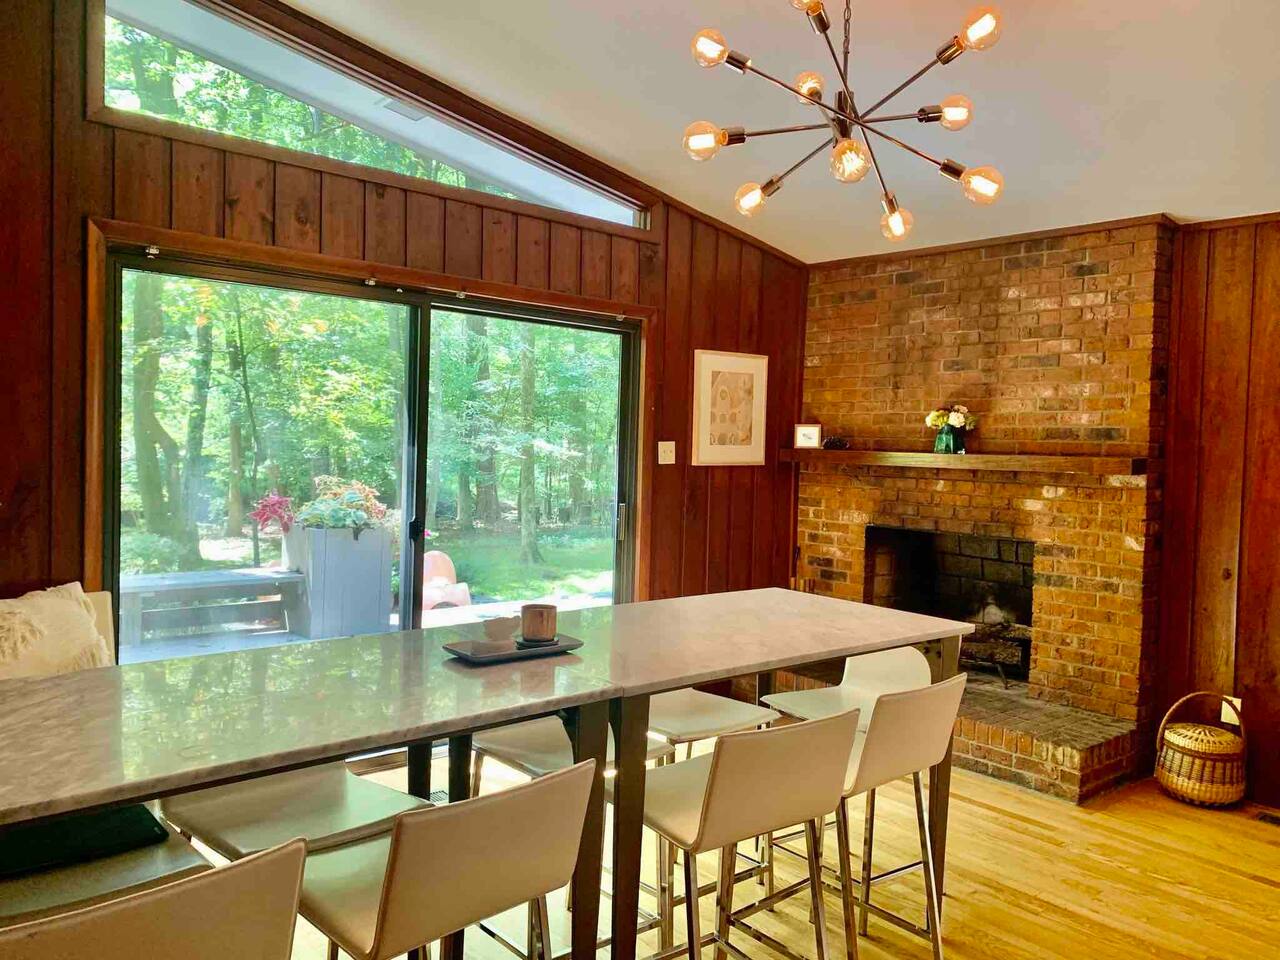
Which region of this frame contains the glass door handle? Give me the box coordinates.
[616,503,627,542]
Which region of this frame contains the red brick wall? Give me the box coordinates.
[805,221,1174,456]
[798,219,1175,726]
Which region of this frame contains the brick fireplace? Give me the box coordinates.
[784,218,1174,802]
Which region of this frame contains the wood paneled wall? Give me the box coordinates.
[0,0,806,606]
[1163,214,1280,805]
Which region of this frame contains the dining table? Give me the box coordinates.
[0,587,972,960]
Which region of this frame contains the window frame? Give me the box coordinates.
[87,0,657,235]
[94,234,644,659]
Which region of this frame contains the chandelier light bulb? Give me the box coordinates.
[960,165,1004,204]
[880,207,915,241]
[789,0,813,8]
[683,121,726,161]
[794,71,825,104]
[691,28,729,67]
[830,139,872,183]
[735,182,767,217]
[940,95,973,131]
[959,6,1003,51]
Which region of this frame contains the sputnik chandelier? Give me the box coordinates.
[683,2,1006,242]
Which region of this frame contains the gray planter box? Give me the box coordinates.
[284,526,393,639]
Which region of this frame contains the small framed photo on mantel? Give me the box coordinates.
[794,424,823,449]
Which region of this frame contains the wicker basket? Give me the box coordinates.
[1155,692,1246,806]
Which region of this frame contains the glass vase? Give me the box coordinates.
[934,424,966,454]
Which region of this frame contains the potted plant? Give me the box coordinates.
[281,477,394,639]
[926,405,977,454]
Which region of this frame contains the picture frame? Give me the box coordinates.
[692,349,769,465]
[794,424,823,449]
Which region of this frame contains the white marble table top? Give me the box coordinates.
[543,588,974,697]
[0,588,971,826]
[0,630,614,826]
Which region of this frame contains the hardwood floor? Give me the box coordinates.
[286,759,1280,960]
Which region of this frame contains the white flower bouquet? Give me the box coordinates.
[925,404,976,454]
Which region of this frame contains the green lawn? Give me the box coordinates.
[428,529,615,602]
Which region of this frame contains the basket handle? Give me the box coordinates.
[1157,691,1247,753]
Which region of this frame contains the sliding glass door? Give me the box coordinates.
[112,264,418,663]
[419,306,636,625]
[108,261,638,660]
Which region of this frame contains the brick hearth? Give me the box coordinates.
[786,219,1174,802]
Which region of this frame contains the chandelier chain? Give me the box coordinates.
[842,1,852,79]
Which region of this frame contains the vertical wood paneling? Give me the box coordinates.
[652,209,692,600]
[405,192,445,272]
[581,230,611,299]
[52,0,112,585]
[170,142,223,236]
[363,183,406,265]
[444,200,483,278]
[610,236,639,304]
[481,209,516,283]
[705,233,741,594]
[1237,221,1280,804]
[223,153,274,245]
[113,130,170,227]
[549,223,581,295]
[1190,226,1255,694]
[0,0,54,591]
[680,219,719,596]
[273,164,321,252]
[1160,229,1209,711]
[728,243,761,593]
[516,216,550,289]
[320,173,364,259]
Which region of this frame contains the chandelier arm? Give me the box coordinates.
[861,58,939,119]
[745,123,832,138]
[743,62,944,169]
[820,30,888,194]
[774,137,836,186]
[864,112,929,124]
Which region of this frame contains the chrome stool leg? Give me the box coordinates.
[715,843,736,960]
[912,774,944,960]
[683,852,702,960]
[859,789,875,936]
[804,819,829,960]
[834,800,860,960]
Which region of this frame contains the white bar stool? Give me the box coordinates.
[0,809,209,927]
[762,647,932,728]
[471,715,675,791]
[0,839,305,960]
[300,760,596,960]
[638,709,861,960]
[833,674,968,960]
[161,760,431,859]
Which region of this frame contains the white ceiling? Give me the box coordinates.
[288,0,1280,263]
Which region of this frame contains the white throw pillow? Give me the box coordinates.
[0,582,113,680]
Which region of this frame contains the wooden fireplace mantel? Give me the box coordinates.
[778,448,1149,476]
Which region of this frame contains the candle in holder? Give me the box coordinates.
[521,604,557,643]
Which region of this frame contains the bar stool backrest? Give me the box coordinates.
[694,708,861,854]
[839,645,931,694]
[846,674,967,798]
[371,759,595,958]
[0,838,305,960]
[87,590,115,664]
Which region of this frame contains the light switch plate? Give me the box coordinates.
[1221,696,1242,725]
[657,441,676,465]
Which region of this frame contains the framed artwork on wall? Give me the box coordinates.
[692,349,769,465]
[794,424,823,448]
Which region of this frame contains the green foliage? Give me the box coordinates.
[103,16,515,200]
[296,491,371,530]
[120,532,189,574]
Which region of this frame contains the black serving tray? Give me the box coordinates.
[443,633,583,665]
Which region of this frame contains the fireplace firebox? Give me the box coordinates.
[864,527,1035,682]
